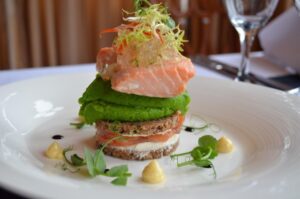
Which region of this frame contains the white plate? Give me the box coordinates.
[0,73,300,199]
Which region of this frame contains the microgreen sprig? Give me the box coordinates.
[83,148,132,185]
[170,135,218,178]
[103,1,186,68]
[120,3,185,51]
[134,0,151,11]
[63,146,86,166]
[63,136,131,186]
[70,122,85,129]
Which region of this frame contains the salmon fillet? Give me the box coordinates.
[96,47,118,80]
[96,47,195,97]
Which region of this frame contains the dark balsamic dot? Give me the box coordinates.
[52,134,64,140]
[184,127,194,132]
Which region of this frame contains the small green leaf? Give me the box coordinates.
[194,159,212,168]
[134,0,142,10]
[93,150,106,174]
[209,150,218,159]
[71,154,85,166]
[111,177,128,186]
[84,148,95,176]
[198,135,217,149]
[200,147,212,160]
[133,0,150,11]
[63,146,76,166]
[191,147,202,160]
[64,147,132,185]
[171,135,219,178]
[70,122,85,129]
[106,165,128,177]
[191,146,214,160]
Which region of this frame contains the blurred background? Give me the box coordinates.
[0,0,293,70]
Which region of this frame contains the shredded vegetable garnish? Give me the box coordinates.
[101,1,186,67]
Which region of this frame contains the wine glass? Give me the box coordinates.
[223,0,279,81]
[295,0,300,14]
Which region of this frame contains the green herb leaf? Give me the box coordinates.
[194,159,212,168]
[64,147,131,186]
[84,148,96,176]
[70,122,85,129]
[111,176,128,186]
[199,147,212,160]
[194,159,217,178]
[63,146,86,167]
[63,146,75,166]
[209,150,218,159]
[93,150,106,174]
[134,0,143,10]
[171,135,219,178]
[198,135,217,150]
[70,154,85,166]
[106,165,128,177]
[190,147,202,160]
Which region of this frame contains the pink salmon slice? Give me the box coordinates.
[96,47,195,98]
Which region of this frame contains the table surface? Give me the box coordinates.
[0,52,291,198]
[0,61,225,86]
[0,52,290,86]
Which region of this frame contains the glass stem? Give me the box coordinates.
[236,29,257,82]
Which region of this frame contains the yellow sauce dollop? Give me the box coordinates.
[142,160,165,184]
[217,136,234,153]
[45,141,64,160]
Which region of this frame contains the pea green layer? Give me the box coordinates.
[79,75,190,123]
[81,101,175,123]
